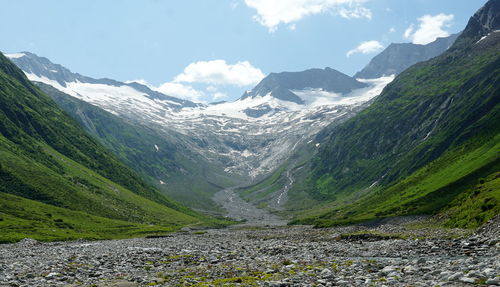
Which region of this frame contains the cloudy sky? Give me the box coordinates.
[0,0,486,102]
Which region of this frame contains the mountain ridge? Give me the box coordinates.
[354,33,459,79]
[241,67,368,105]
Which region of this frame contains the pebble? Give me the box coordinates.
[0,216,498,287]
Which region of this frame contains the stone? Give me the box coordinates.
[381,266,397,274]
[320,268,333,278]
[486,277,500,285]
[483,268,496,276]
[459,276,476,283]
[447,272,463,281]
[45,272,59,279]
[403,265,418,274]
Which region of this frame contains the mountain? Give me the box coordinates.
[354,33,459,79]
[8,52,394,193]
[35,82,236,212]
[8,51,201,114]
[241,67,368,106]
[294,0,500,228]
[0,52,217,242]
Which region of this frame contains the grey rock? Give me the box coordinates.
[459,276,476,283]
[486,277,500,285]
[448,272,463,281]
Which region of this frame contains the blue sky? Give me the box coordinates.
[0,0,487,102]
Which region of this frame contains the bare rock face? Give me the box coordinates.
[354,34,459,79]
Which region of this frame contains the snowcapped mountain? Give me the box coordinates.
[7,52,393,180]
[9,52,200,111]
[241,68,367,104]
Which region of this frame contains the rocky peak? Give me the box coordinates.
[240,67,367,104]
[460,0,500,39]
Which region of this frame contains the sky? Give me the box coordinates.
[0,0,487,103]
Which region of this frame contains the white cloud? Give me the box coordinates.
[173,60,265,87]
[389,27,396,33]
[212,92,228,101]
[404,24,414,39]
[244,0,370,32]
[403,14,454,45]
[155,82,205,102]
[338,6,372,20]
[346,40,384,57]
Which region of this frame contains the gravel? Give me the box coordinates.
[0,216,499,287]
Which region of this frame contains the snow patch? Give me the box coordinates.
[476,30,500,44]
[5,53,26,59]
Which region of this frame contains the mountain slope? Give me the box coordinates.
[296,0,500,227]
[10,52,200,108]
[0,52,213,242]
[355,33,459,79]
[9,52,393,186]
[35,82,236,212]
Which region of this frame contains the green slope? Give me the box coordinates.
[295,1,500,227]
[0,192,179,243]
[0,52,217,242]
[35,82,239,212]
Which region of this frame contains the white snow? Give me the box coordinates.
[20,66,395,179]
[5,53,26,59]
[476,30,500,44]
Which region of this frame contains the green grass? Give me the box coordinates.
[237,165,286,201]
[294,134,500,227]
[37,82,242,212]
[442,170,500,228]
[0,192,178,243]
[0,137,199,225]
[0,52,232,242]
[291,26,500,227]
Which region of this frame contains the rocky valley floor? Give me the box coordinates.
[1,216,499,287]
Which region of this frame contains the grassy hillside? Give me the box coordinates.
[0,52,223,242]
[295,1,500,227]
[36,82,239,212]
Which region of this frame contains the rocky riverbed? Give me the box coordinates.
[213,187,286,226]
[0,216,499,287]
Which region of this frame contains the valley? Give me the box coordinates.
[0,0,499,286]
